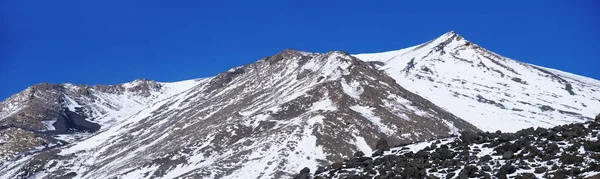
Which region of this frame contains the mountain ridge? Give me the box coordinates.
[0,31,598,178]
[0,48,479,179]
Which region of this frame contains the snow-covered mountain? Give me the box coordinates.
[0,31,598,179]
[355,31,600,132]
[0,49,480,178]
[1,79,203,131]
[0,79,204,163]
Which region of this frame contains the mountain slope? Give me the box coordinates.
[0,50,479,179]
[355,31,600,132]
[0,79,204,163]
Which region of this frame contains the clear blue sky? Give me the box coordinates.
[1,0,598,100]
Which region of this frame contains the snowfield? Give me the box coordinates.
[355,31,600,132]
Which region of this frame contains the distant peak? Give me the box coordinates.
[265,48,314,64]
[440,30,463,41]
[125,79,160,88]
[133,78,150,82]
[276,48,312,57]
[281,48,301,53]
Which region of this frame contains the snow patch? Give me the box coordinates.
[309,99,336,112]
[307,115,325,126]
[41,120,57,131]
[350,105,394,134]
[442,120,460,135]
[352,134,373,156]
[341,80,363,100]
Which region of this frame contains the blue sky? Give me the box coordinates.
[1,0,598,100]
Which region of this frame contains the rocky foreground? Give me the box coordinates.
[295,116,600,179]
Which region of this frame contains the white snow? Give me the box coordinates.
[119,165,160,179]
[341,80,363,100]
[582,171,600,178]
[385,138,455,154]
[41,120,57,131]
[307,115,325,126]
[352,134,373,156]
[442,120,460,135]
[53,132,90,143]
[293,130,327,173]
[57,79,205,155]
[350,105,394,134]
[309,99,337,112]
[62,95,81,112]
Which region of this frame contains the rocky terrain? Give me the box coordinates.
[297,117,600,179]
[0,79,204,164]
[0,31,598,179]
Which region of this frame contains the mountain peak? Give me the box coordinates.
[264,48,314,65]
[355,32,600,132]
[277,48,312,57]
[437,30,464,42]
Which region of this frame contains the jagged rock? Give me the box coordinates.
[545,143,560,155]
[293,167,311,179]
[402,166,423,178]
[480,155,492,163]
[445,172,456,179]
[560,154,584,164]
[534,166,547,174]
[588,162,600,172]
[314,166,325,175]
[498,133,515,142]
[502,151,514,159]
[482,173,492,179]
[371,150,384,157]
[331,162,343,170]
[300,167,310,174]
[548,133,565,141]
[498,163,517,175]
[584,141,600,152]
[570,167,582,175]
[437,148,456,160]
[515,127,536,137]
[426,175,440,179]
[460,130,479,144]
[550,169,568,179]
[459,165,479,178]
[375,138,389,150]
[482,165,491,171]
[515,173,536,179]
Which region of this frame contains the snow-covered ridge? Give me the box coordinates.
[0,78,207,164]
[354,31,600,132]
[1,31,599,179]
[0,49,479,179]
[0,78,206,129]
